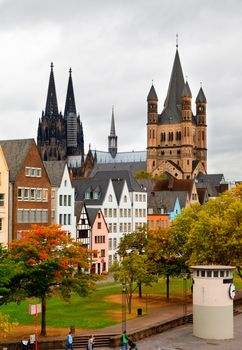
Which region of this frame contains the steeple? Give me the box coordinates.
[110,106,116,136]
[64,68,77,117]
[163,49,185,114]
[45,62,59,117]
[181,81,192,98]
[196,86,207,103]
[147,84,158,101]
[108,106,118,158]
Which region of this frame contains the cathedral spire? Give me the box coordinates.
[64,67,77,117]
[110,106,116,136]
[45,62,59,117]
[163,49,185,113]
[108,106,118,158]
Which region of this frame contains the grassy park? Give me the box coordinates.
[1,275,242,339]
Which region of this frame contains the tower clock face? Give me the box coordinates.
[229,283,236,299]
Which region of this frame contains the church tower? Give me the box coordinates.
[37,64,84,162]
[146,45,207,179]
[108,106,118,158]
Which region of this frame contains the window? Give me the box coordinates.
[109,238,112,250]
[64,180,67,187]
[68,214,71,225]
[124,209,127,217]
[100,249,105,258]
[120,208,123,217]
[0,218,2,231]
[64,214,67,225]
[108,194,112,202]
[124,223,127,232]
[18,188,23,200]
[139,209,142,217]
[30,209,36,222]
[68,195,71,206]
[119,223,123,232]
[42,210,48,223]
[124,195,127,203]
[113,208,117,217]
[64,195,67,206]
[25,167,31,176]
[42,189,48,202]
[17,209,23,223]
[78,229,89,238]
[23,210,29,223]
[25,167,42,177]
[109,208,112,217]
[24,189,29,201]
[143,209,146,217]
[104,208,107,217]
[113,238,117,249]
[95,236,105,243]
[98,212,101,218]
[214,271,218,277]
[98,222,102,229]
[139,194,142,201]
[51,209,55,220]
[30,189,35,201]
[108,223,112,232]
[128,223,131,232]
[143,194,146,202]
[135,194,138,201]
[135,209,138,217]
[59,214,62,224]
[128,209,131,217]
[113,223,117,233]
[36,189,41,201]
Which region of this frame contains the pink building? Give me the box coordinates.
[87,208,109,274]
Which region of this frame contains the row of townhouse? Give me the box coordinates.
[72,170,147,266]
[0,138,147,273]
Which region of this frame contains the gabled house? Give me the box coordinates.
[72,170,147,266]
[87,208,109,274]
[44,161,76,238]
[0,146,9,245]
[0,139,51,241]
[75,201,91,247]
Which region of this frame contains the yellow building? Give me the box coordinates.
[147,47,207,180]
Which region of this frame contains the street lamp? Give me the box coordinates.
[121,281,127,333]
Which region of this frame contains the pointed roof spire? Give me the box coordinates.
[163,49,185,112]
[147,83,158,101]
[196,85,207,103]
[45,62,59,117]
[181,81,192,98]
[64,67,77,117]
[110,106,116,136]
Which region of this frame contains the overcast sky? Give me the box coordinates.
[0,0,241,180]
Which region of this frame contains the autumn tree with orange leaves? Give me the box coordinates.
[0,225,95,336]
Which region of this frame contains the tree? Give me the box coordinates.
[0,313,18,339]
[110,253,156,313]
[146,227,189,301]
[118,226,149,298]
[171,184,242,277]
[1,225,95,336]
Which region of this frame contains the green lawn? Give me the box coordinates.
[1,275,241,330]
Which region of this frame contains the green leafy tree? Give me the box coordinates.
[118,226,149,298]
[0,225,95,336]
[171,184,242,277]
[147,227,189,301]
[110,253,156,313]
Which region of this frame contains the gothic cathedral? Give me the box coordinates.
[37,63,84,162]
[147,47,207,179]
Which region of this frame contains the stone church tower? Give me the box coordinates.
[147,47,207,179]
[37,63,84,162]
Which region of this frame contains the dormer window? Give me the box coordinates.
[108,194,112,202]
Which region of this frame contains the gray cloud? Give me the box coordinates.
[0,0,241,180]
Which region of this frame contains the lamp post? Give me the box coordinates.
[121,282,127,333]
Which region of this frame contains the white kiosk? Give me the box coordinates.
[191,265,235,340]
